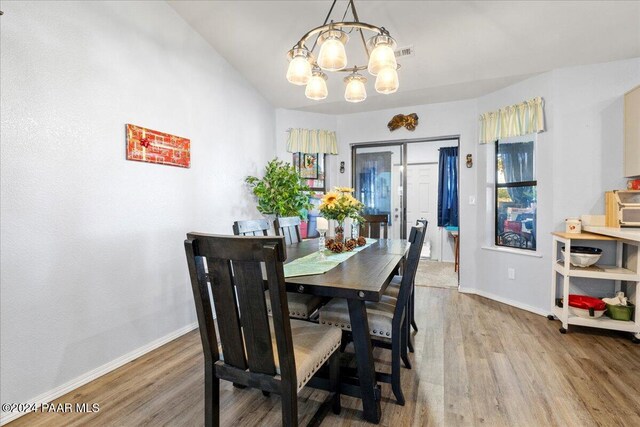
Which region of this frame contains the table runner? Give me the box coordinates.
[284,238,377,277]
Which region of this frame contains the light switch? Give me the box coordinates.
[469,196,476,205]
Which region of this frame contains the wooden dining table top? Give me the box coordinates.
[283,238,409,302]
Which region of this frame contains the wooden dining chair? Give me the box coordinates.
[318,225,424,406]
[184,233,342,427]
[274,216,302,245]
[232,219,323,320]
[359,214,389,239]
[385,219,428,354]
[232,218,270,236]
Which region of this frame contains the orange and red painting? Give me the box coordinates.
[126,124,190,168]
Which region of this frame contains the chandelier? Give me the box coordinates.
[286,0,400,103]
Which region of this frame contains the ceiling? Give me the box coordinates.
[168,1,640,115]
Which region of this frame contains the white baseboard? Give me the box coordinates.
[458,287,548,317]
[0,322,198,426]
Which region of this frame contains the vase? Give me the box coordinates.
[335,221,345,243]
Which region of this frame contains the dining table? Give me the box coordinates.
[283,237,409,424]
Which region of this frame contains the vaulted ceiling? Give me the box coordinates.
[169,0,640,114]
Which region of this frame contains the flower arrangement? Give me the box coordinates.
[319,187,365,224]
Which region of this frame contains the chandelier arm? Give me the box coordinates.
[348,0,370,57]
[296,22,386,50]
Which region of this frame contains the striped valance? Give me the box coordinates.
[479,97,545,144]
[286,128,338,154]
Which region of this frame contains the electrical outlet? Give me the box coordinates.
[508,268,515,280]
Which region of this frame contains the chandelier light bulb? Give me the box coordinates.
[344,73,367,103]
[286,49,312,85]
[317,29,349,71]
[305,70,328,100]
[375,66,399,94]
[367,35,397,75]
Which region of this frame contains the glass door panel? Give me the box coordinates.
[352,145,404,239]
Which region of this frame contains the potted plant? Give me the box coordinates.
[245,159,313,225]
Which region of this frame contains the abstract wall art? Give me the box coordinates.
[126,124,190,168]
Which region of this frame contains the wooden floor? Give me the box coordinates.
[10,287,640,427]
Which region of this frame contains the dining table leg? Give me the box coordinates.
[347,299,381,424]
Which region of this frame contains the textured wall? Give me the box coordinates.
[0,0,275,409]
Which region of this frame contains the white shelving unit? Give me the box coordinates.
[549,232,640,342]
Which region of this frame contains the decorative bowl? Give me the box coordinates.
[568,294,607,318]
[561,246,603,267]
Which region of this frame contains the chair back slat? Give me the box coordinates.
[233,260,277,375]
[275,216,302,245]
[360,214,389,239]
[393,225,425,325]
[263,248,297,382]
[207,257,248,369]
[233,219,270,236]
[184,241,221,365]
[184,233,292,380]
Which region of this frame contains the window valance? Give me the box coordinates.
[479,97,545,144]
[286,128,338,154]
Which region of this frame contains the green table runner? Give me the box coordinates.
[284,238,377,278]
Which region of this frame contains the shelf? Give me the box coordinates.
[583,226,640,243]
[551,231,617,241]
[554,261,640,281]
[552,306,639,333]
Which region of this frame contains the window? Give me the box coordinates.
[293,152,326,191]
[495,139,537,250]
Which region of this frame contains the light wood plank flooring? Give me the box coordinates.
[9,287,640,426]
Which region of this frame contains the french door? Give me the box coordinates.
[351,136,460,258]
[352,143,405,239]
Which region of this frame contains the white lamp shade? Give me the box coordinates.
[368,43,397,76]
[344,76,367,103]
[286,54,312,85]
[375,66,399,94]
[305,73,328,100]
[318,37,348,71]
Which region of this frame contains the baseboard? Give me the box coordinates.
[458,287,548,317]
[0,322,198,426]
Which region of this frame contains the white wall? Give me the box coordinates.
[0,0,275,416]
[473,58,640,313]
[333,100,479,291]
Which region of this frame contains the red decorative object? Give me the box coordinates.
[126,124,190,168]
[568,294,606,311]
[628,179,640,190]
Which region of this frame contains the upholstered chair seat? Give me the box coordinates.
[265,290,323,320]
[219,319,342,392]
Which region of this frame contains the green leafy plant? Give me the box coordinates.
[245,159,312,217]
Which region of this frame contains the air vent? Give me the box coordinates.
[394,45,415,59]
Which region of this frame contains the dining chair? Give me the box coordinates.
[184,233,341,427]
[359,214,389,239]
[232,218,270,236]
[233,219,322,320]
[274,216,302,245]
[317,225,424,406]
[384,219,428,354]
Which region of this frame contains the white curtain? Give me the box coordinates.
[286,128,338,154]
[479,97,545,144]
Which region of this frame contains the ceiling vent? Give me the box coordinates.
[394,45,415,59]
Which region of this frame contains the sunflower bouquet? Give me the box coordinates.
[319,187,365,225]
